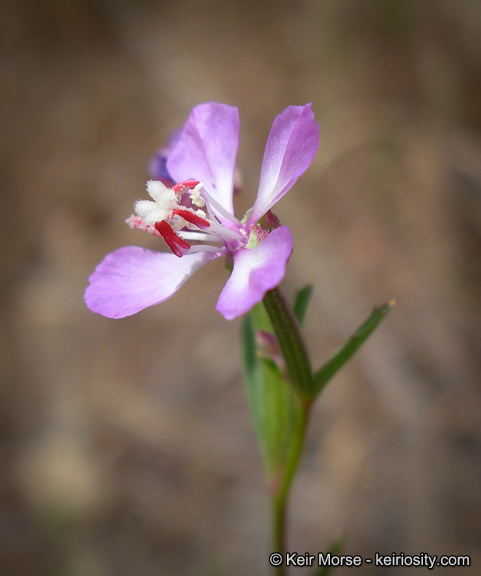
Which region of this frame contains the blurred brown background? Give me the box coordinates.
[1,0,481,574]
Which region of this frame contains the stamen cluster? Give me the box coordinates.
[126,179,247,258]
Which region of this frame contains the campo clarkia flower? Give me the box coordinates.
[85,102,319,320]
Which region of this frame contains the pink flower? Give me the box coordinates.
[85,102,319,320]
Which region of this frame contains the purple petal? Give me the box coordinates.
[216,226,293,320]
[167,102,239,215]
[85,246,220,318]
[248,104,319,225]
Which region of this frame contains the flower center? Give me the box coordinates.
[126,179,246,257]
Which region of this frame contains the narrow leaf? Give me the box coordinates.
[312,539,344,576]
[293,284,313,326]
[312,301,394,398]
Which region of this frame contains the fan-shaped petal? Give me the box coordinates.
[85,246,220,318]
[248,104,319,225]
[216,226,293,320]
[167,102,239,216]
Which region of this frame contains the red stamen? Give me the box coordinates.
[154,221,190,258]
[172,209,210,229]
[173,179,200,193]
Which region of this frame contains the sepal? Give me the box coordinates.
[241,304,304,486]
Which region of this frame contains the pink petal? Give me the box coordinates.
[167,102,239,216]
[248,104,319,225]
[85,246,220,318]
[216,226,293,320]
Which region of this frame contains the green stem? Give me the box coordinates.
[271,494,286,575]
[271,402,310,574]
[263,287,313,574]
[263,288,313,402]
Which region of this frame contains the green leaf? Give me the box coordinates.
[292,285,313,326]
[312,301,394,398]
[311,539,344,576]
[241,304,304,483]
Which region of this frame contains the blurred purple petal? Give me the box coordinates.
[148,128,182,185]
[248,104,319,225]
[148,149,175,186]
[167,102,239,216]
[216,226,293,320]
[85,246,220,318]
